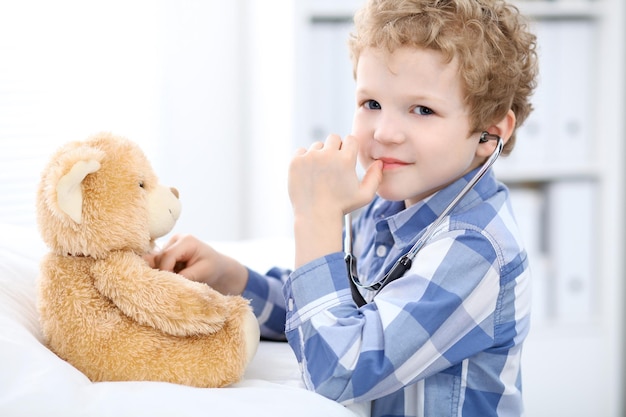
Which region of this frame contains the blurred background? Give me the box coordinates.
[0,0,295,241]
[0,1,623,416]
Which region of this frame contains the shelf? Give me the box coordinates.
[300,0,361,21]
[516,1,603,19]
[494,165,599,183]
[302,0,603,22]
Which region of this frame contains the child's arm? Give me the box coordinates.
[282,229,527,404]
[243,267,290,340]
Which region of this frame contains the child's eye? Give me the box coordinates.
[364,99,381,110]
[413,105,434,116]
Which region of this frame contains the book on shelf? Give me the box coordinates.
[546,179,596,324]
[508,186,550,324]
[509,180,596,326]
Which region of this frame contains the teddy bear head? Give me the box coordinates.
[36,133,181,259]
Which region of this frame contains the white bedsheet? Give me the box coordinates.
[0,224,368,417]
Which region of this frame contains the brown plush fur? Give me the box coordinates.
[36,133,259,388]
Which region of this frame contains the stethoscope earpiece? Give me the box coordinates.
[479,131,501,143]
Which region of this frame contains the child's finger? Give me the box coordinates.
[323,134,343,149]
[358,160,383,204]
[143,252,157,268]
[308,141,324,151]
[294,147,307,156]
[341,135,360,158]
[157,245,190,273]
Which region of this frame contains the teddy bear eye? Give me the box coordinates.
[139,181,145,188]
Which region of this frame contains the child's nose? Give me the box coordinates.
[373,113,406,144]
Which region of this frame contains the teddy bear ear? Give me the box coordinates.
[56,159,101,224]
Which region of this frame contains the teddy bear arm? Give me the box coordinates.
[92,252,235,337]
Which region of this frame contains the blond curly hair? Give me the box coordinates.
[348,0,538,155]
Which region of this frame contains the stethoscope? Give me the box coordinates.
[345,131,504,307]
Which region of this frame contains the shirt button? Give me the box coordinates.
[376,245,388,257]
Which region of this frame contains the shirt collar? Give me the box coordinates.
[372,167,499,245]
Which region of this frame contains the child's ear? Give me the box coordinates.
[477,109,516,157]
[496,109,516,142]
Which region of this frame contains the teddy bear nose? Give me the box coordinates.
[170,187,179,199]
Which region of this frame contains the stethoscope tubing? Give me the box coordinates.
[345,134,504,306]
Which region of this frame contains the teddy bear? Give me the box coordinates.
[35,132,260,388]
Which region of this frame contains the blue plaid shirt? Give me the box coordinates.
[243,168,531,417]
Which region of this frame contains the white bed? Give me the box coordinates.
[0,223,367,417]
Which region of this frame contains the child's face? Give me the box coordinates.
[352,46,483,207]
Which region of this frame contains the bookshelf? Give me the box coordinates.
[291,1,625,416]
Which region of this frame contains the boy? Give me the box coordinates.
[149,0,537,415]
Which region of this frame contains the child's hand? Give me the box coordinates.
[288,134,382,217]
[288,134,382,267]
[147,234,249,296]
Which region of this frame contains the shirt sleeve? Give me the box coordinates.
[242,267,289,341]
[282,229,506,404]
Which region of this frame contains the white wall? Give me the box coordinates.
[155,0,245,241]
[0,0,162,226]
[156,0,296,241]
[0,0,297,242]
[240,1,295,239]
